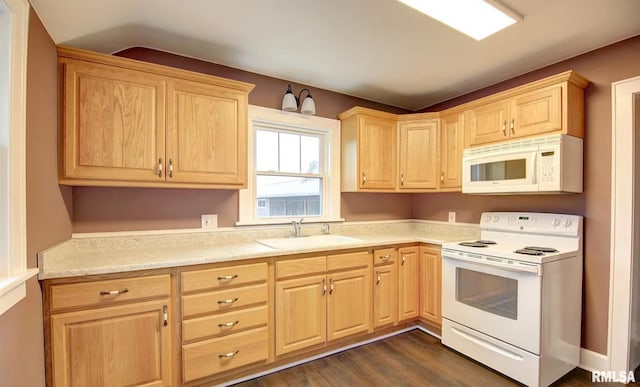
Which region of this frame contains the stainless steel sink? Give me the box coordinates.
[256,235,363,250]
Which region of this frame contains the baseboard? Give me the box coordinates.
[579,348,609,372]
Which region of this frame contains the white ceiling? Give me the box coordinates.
[30,0,640,110]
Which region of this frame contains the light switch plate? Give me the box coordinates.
[448,212,456,223]
[201,214,218,229]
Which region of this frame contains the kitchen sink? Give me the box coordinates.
[256,234,364,250]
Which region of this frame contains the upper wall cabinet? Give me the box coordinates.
[340,108,397,191]
[439,112,464,190]
[58,47,254,189]
[465,72,588,147]
[398,116,439,191]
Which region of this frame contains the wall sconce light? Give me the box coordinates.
[282,84,316,115]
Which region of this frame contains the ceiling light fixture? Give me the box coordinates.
[282,84,316,115]
[397,0,523,40]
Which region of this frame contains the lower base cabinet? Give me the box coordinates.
[420,245,442,325]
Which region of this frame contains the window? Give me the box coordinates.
[238,105,342,225]
[0,0,34,316]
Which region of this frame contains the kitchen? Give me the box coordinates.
[1,0,640,386]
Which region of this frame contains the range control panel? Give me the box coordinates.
[480,212,582,236]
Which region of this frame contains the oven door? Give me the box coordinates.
[462,147,538,193]
[441,253,542,354]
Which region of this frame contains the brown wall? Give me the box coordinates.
[71,48,411,232]
[0,8,73,387]
[415,35,640,354]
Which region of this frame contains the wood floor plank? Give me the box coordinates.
[233,330,640,387]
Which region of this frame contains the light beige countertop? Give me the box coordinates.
[37,220,479,279]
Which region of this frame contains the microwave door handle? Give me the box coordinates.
[531,153,537,184]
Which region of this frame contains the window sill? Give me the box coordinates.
[236,218,345,227]
[0,268,38,316]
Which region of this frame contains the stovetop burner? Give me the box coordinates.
[524,246,559,253]
[476,240,497,245]
[514,249,545,256]
[459,242,489,248]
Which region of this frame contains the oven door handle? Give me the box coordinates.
[443,252,541,275]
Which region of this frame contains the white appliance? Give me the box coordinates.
[462,134,583,194]
[441,212,583,387]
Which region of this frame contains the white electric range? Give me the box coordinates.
[440,212,583,387]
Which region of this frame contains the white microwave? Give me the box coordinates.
[462,134,583,194]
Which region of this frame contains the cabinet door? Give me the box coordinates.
[420,246,442,325]
[276,275,327,356]
[466,100,510,146]
[327,267,372,340]
[51,299,171,387]
[398,246,420,321]
[373,263,397,328]
[166,79,247,186]
[61,59,165,182]
[358,116,397,190]
[398,120,439,190]
[440,113,464,189]
[510,86,562,139]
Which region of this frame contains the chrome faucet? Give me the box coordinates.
[292,218,304,237]
[322,223,331,235]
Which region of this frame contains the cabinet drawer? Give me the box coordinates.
[182,283,267,318]
[276,256,326,279]
[373,248,396,266]
[182,305,268,342]
[181,262,267,293]
[327,251,370,272]
[50,274,170,312]
[182,327,268,383]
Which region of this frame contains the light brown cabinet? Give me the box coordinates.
[275,252,372,356]
[466,76,587,147]
[398,246,420,321]
[372,248,397,328]
[340,108,397,191]
[47,275,172,387]
[419,245,442,326]
[439,113,465,190]
[58,47,253,189]
[398,118,440,190]
[180,261,269,384]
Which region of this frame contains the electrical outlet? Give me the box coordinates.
[201,214,218,229]
[448,212,456,223]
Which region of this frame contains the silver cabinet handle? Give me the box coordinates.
[440,172,445,183]
[322,279,326,296]
[510,119,515,134]
[329,279,334,295]
[376,271,381,285]
[362,172,367,185]
[217,275,238,281]
[400,174,404,186]
[502,120,507,135]
[218,350,239,359]
[157,158,163,178]
[217,297,239,305]
[402,256,406,265]
[163,305,168,327]
[218,320,240,328]
[168,159,174,178]
[99,288,129,296]
[378,254,391,261]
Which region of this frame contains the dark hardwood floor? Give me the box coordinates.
[234,330,639,387]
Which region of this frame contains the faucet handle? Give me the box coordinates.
[323,223,331,235]
[298,218,304,224]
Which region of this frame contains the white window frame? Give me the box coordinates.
[238,105,343,225]
[0,0,35,316]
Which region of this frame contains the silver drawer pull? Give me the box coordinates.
[218,350,239,359]
[217,297,239,305]
[218,320,240,328]
[378,254,391,261]
[217,275,238,281]
[99,288,129,296]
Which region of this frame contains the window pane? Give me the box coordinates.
[256,175,322,217]
[256,130,278,172]
[278,133,300,173]
[301,135,320,174]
